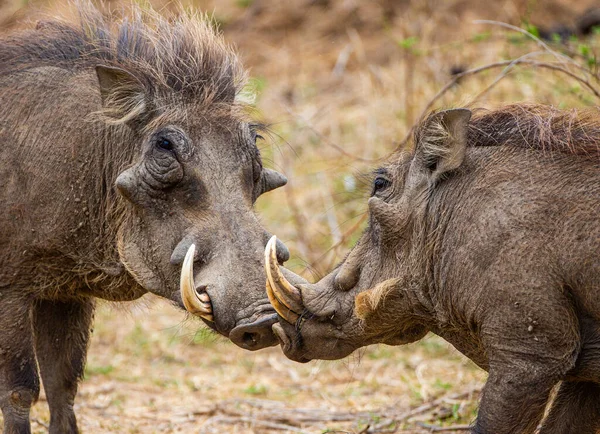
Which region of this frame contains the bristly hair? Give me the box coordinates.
[417,104,600,162]
[0,1,246,110]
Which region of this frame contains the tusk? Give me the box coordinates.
[265,236,304,312]
[180,244,214,322]
[266,279,299,324]
[264,236,303,323]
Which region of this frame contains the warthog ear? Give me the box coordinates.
[96,65,148,125]
[254,168,287,200]
[416,108,471,182]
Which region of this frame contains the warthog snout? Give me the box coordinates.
[229,314,279,350]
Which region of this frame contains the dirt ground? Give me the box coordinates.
[2,0,600,432]
[46,297,483,433]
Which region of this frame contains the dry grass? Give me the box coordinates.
[3,0,600,432]
[49,297,484,433]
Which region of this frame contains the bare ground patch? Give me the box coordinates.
[26,296,484,433]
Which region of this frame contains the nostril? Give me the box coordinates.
[230,318,278,351]
[242,332,258,348]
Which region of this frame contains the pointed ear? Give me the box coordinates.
[253,168,287,200]
[415,108,471,181]
[95,65,148,125]
[259,168,287,194]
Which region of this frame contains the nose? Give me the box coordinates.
[229,314,279,350]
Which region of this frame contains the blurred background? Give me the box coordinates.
[2,0,599,432]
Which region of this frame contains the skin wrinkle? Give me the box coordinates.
[271,105,600,434]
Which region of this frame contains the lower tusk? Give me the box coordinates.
[266,278,299,324]
[180,244,213,322]
[265,236,303,322]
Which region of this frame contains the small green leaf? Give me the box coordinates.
[525,23,540,38]
[579,44,591,58]
[471,31,491,43]
[398,36,419,50]
[244,384,268,395]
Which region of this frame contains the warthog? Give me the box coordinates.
[265,105,600,433]
[0,4,290,433]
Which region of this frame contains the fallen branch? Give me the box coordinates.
[416,422,472,432]
[202,415,311,433]
[393,387,480,422]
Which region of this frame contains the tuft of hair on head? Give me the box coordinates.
[465,103,600,160]
[354,278,402,320]
[2,1,248,125]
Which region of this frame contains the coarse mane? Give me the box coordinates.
[419,104,600,161]
[0,1,246,109]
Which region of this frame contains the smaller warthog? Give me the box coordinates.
[265,105,600,434]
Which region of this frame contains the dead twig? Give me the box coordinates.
[282,154,313,266]
[297,119,383,163]
[473,20,577,69]
[306,211,368,275]
[31,418,49,429]
[393,387,481,422]
[364,419,401,433]
[318,172,342,246]
[202,415,311,433]
[415,422,472,432]
[396,56,600,150]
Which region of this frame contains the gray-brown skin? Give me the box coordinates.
[268,105,600,434]
[0,4,289,434]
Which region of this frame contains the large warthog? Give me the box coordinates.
[266,105,600,434]
[0,4,291,433]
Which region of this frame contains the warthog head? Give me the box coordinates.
[264,109,473,361]
[91,11,290,349]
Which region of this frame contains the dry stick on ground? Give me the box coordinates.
[31,418,49,429]
[200,388,481,432]
[415,422,472,432]
[391,387,480,423]
[214,397,378,423]
[202,416,312,433]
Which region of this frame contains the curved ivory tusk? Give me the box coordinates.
[265,236,302,323]
[180,244,214,322]
[266,280,299,324]
[266,236,304,311]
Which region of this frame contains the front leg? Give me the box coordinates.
[472,298,580,433]
[0,294,39,434]
[539,381,600,434]
[32,298,94,434]
[473,368,557,434]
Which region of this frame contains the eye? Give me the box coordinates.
[249,124,265,143]
[372,177,391,195]
[157,137,174,151]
